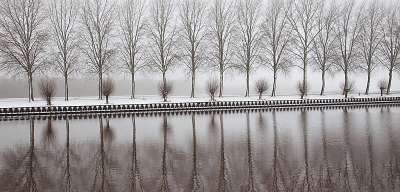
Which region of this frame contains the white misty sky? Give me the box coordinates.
[0,0,398,98]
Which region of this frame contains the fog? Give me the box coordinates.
[1,68,397,99]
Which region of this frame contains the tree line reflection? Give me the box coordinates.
[0,108,400,191]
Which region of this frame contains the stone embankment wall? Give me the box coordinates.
[1,97,399,116]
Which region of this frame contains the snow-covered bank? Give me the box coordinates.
[0,93,399,108]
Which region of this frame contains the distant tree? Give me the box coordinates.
[39,78,58,105]
[0,0,49,102]
[380,3,400,95]
[254,78,269,100]
[49,0,80,101]
[234,0,263,97]
[296,80,309,99]
[206,77,219,101]
[335,0,363,98]
[209,0,236,97]
[288,0,324,97]
[81,0,116,100]
[102,78,115,104]
[179,0,208,98]
[158,80,174,102]
[262,0,293,97]
[148,0,178,92]
[311,1,339,95]
[120,0,147,99]
[359,0,383,95]
[378,79,388,96]
[340,80,354,98]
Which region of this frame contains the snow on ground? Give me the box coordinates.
[0,93,398,108]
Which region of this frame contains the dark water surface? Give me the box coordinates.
[0,106,400,191]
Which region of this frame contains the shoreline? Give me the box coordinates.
[1,96,399,116]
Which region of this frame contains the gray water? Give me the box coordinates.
[0,106,399,191]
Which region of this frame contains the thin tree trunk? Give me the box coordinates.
[387,69,393,95]
[365,70,371,95]
[162,71,166,87]
[245,70,250,97]
[219,72,223,97]
[271,72,277,97]
[303,58,307,97]
[191,70,195,98]
[320,70,325,95]
[131,72,135,99]
[29,73,34,102]
[65,75,69,101]
[344,70,348,98]
[258,93,262,100]
[99,73,103,100]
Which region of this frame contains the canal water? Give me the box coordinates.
[0,106,399,191]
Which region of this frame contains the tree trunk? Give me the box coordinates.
[106,96,109,104]
[344,69,348,98]
[303,54,307,97]
[365,71,371,95]
[258,93,262,100]
[387,69,393,95]
[28,73,34,102]
[271,72,277,97]
[380,89,383,96]
[99,73,103,100]
[65,75,69,101]
[131,72,135,99]
[191,70,195,98]
[219,72,223,97]
[245,70,249,97]
[320,70,325,95]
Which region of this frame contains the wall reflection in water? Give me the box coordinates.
[0,106,400,191]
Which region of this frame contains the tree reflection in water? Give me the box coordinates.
[60,119,73,191]
[0,108,400,191]
[217,113,232,191]
[189,114,203,191]
[240,111,258,191]
[42,118,56,149]
[301,110,310,191]
[90,117,116,191]
[130,116,144,191]
[0,118,52,191]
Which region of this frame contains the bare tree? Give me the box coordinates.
[296,80,309,99]
[148,0,178,89]
[179,0,208,98]
[288,0,324,97]
[206,77,219,101]
[262,0,293,97]
[49,0,80,101]
[39,78,58,105]
[254,78,269,100]
[209,0,236,97]
[102,78,115,104]
[360,0,383,95]
[158,80,173,102]
[311,1,339,95]
[377,79,388,96]
[335,0,363,98]
[234,0,263,97]
[120,0,147,99]
[81,0,116,100]
[380,3,400,95]
[340,80,354,98]
[0,0,48,102]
